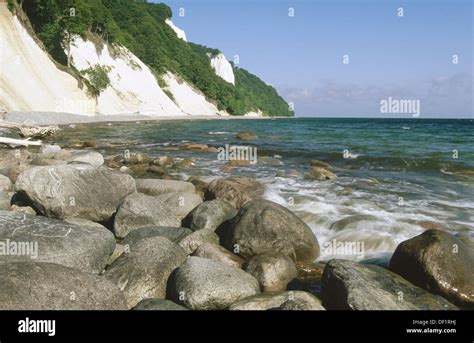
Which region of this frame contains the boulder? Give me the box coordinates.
[192,243,244,269]
[132,299,188,311]
[0,192,12,210]
[206,176,265,209]
[168,257,260,310]
[236,132,258,140]
[310,160,331,169]
[0,211,115,274]
[229,290,322,310]
[114,192,202,238]
[152,156,174,167]
[39,144,62,158]
[223,200,320,263]
[121,226,192,246]
[30,156,67,166]
[105,236,187,308]
[67,151,104,167]
[183,199,237,231]
[305,167,336,181]
[0,174,12,192]
[245,253,297,292]
[10,205,36,215]
[321,259,458,310]
[178,229,220,255]
[389,229,474,308]
[259,156,284,166]
[135,179,195,196]
[15,164,136,221]
[277,292,325,310]
[0,262,127,310]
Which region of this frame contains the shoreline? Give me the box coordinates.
[3,111,293,126]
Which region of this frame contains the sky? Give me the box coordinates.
[153,0,473,118]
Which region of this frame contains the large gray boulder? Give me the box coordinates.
[169,257,260,310]
[178,229,220,255]
[321,259,458,310]
[135,179,195,196]
[15,164,136,221]
[0,211,115,274]
[0,261,127,310]
[132,299,188,311]
[277,292,325,310]
[183,199,237,231]
[105,236,187,308]
[121,226,192,246]
[67,151,104,167]
[246,253,297,292]
[229,290,323,310]
[389,229,474,308]
[223,200,320,263]
[206,176,264,209]
[114,192,202,238]
[192,243,244,269]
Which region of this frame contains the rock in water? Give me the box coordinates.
[169,256,260,310]
[245,253,297,292]
[0,211,115,274]
[114,192,202,238]
[389,229,474,308]
[236,131,258,140]
[121,226,192,246]
[15,164,136,221]
[0,262,126,310]
[321,259,458,310]
[192,243,244,269]
[183,199,237,231]
[132,299,188,311]
[135,179,195,196]
[206,176,264,209]
[305,167,336,181]
[105,236,187,308]
[224,200,320,263]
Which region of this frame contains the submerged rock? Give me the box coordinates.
[15,164,136,221]
[389,229,474,308]
[223,200,320,263]
[114,191,202,238]
[168,256,260,310]
[305,167,336,181]
[206,176,264,209]
[0,211,115,274]
[258,156,284,166]
[0,261,126,310]
[321,259,457,310]
[105,236,187,308]
[236,132,258,140]
[183,199,237,231]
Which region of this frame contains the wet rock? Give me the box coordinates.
[132,299,188,311]
[206,176,265,209]
[321,259,458,310]
[182,143,209,151]
[275,169,302,178]
[114,192,202,238]
[178,229,219,255]
[223,200,320,263]
[152,156,174,167]
[183,199,237,231]
[305,167,336,181]
[259,156,284,166]
[15,164,136,221]
[168,256,260,310]
[0,261,126,310]
[105,236,187,308]
[174,159,195,168]
[389,229,474,308]
[192,243,244,269]
[237,132,258,140]
[121,226,192,246]
[245,253,297,292]
[135,179,195,196]
[0,211,115,274]
[310,160,331,169]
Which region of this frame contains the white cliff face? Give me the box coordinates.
[165,19,187,42]
[67,36,185,116]
[210,53,235,85]
[0,3,95,114]
[162,72,228,116]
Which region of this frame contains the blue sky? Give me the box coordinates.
[153,0,472,118]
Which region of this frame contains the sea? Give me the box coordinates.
[55,117,474,264]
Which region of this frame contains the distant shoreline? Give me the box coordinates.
[3,112,293,126]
